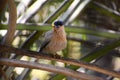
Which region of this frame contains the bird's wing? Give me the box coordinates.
[39,39,50,52]
[39,30,53,52]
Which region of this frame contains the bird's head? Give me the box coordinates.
[52,21,64,32]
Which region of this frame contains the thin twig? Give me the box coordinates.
[0,58,103,80]
[0,44,120,78]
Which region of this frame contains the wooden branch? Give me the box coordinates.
[0,44,120,78]
[2,0,17,45]
[0,58,103,80]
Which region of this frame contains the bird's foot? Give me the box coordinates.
[52,53,61,59]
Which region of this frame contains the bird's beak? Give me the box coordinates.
[56,26,60,28]
[54,26,60,29]
[54,26,61,32]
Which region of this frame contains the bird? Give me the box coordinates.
[39,20,67,55]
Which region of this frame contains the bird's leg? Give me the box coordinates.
[52,53,61,59]
[51,53,62,65]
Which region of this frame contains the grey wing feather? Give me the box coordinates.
[39,30,53,52]
[39,39,50,52]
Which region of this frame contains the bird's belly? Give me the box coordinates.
[45,40,66,53]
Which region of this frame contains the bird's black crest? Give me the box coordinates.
[54,21,64,26]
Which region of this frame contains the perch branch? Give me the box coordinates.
[0,44,120,78]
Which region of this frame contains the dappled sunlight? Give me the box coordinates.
[30,69,50,80]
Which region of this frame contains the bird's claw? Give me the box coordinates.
[52,54,61,59]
